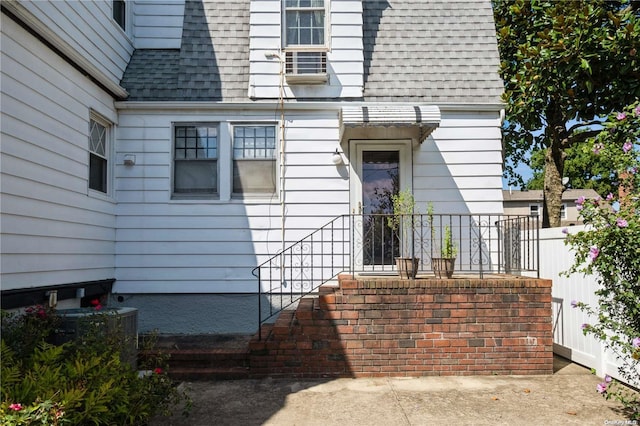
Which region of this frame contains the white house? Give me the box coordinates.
[1,0,505,334]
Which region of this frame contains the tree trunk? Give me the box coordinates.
[542,145,565,228]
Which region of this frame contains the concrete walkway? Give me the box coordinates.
[151,358,635,426]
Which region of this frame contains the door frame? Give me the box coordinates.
[348,140,413,272]
[349,140,413,214]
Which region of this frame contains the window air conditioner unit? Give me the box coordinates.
[55,307,138,369]
[285,51,328,84]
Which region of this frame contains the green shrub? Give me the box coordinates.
[1,306,190,425]
[564,102,640,419]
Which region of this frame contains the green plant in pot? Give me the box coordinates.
[388,189,420,279]
[432,224,458,279]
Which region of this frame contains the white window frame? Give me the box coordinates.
[560,203,567,220]
[172,123,220,199]
[284,0,327,48]
[231,124,278,198]
[112,0,131,34]
[88,112,112,196]
[529,204,540,217]
[283,0,329,83]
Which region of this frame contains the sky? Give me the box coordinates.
[502,162,533,190]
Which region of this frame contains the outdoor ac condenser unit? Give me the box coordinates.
[56,307,138,369]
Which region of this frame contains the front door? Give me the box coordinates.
[350,141,412,271]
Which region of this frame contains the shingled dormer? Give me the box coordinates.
[248,0,365,99]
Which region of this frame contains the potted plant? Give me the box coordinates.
[388,189,420,279]
[432,224,458,279]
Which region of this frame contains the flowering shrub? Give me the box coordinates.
[1,305,60,361]
[0,399,67,425]
[1,305,190,425]
[565,102,640,419]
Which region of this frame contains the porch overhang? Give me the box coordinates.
[339,105,441,144]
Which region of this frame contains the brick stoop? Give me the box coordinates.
[249,298,351,379]
[140,274,554,380]
[141,334,252,381]
[248,274,555,378]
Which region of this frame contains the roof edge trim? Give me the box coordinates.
[2,1,129,100]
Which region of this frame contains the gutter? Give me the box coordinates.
[114,101,506,112]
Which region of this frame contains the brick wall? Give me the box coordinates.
[249,275,553,378]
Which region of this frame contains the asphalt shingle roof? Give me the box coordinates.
[362,0,504,104]
[121,0,503,104]
[121,0,250,101]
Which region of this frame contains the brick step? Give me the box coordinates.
[251,323,274,342]
[167,366,250,381]
[140,334,252,379]
[292,297,328,324]
[163,348,249,369]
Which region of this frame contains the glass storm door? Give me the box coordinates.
[350,141,412,271]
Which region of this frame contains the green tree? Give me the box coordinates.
[494,0,640,227]
[526,144,619,197]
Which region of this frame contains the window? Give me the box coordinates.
[529,204,540,217]
[113,0,126,30]
[173,125,218,196]
[560,203,567,220]
[233,125,277,195]
[284,0,327,80]
[89,116,109,193]
[285,0,325,47]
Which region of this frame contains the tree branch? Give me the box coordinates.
[567,130,602,145]
[567,120,603,134]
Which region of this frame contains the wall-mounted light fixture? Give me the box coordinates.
[123,154,136,166]
[264,51,282,60]
[331,149,343,165]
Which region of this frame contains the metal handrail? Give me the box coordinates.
[252,213,539,339]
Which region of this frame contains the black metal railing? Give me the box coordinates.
[252,213,539,339]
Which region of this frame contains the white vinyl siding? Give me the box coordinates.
[113,105,504,294]
[131,0,186,49]
[1,16,116,291]
[6,0,134,84]
[249,0,364,98]
[413,110,505,215]
[114,110,346,294]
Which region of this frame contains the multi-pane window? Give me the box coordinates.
[174,125,218,196]
[233,125,276,195]
[284,0,327,76]
[285,0,325,46]
[113,0,126,30]
[560,203,567,219]
[89,117,108,193]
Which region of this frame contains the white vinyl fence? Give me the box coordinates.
[540,226,638,386]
